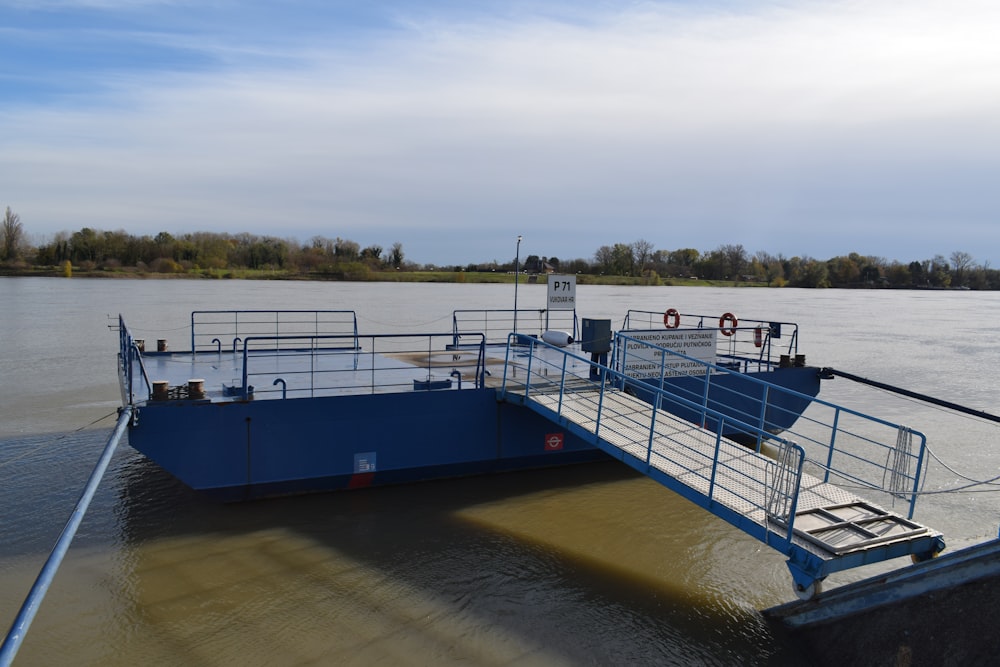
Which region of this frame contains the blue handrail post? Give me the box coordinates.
[908,432,928,520]
[823,408,841,484]
[241,343,251,400]
[500,334,514,396]
[646,350,669,467]
[476,339,487,389]
[755,385,771,452]
[595,358,608,439]
[523,335,535,397]
[706,422,725,503]
[699,365,712,428]
[645,388,659,468]
[557,352,569,415]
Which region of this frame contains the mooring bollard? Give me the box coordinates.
[152,380,169,401]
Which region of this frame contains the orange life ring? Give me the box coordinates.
[719,312,738,336]
[753,326,763,347]
[663,308,680,329]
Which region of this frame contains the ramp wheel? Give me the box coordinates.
[911,548,942,564]
[911,537,946,564]
[794,579,823,601]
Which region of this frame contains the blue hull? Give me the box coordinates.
[634,366,821,442]
[128,387,605,501]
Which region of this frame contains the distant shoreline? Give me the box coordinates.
[0,266,982,290]
[0,266,744,287]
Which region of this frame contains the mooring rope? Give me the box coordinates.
[0,410,119,470]
[924,444,1000,488]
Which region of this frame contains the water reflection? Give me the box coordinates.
[102,457,810,665]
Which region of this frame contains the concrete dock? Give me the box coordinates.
[764,538,1000,666]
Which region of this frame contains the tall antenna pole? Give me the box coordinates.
[514,235,522,335]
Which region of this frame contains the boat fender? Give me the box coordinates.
[541,330,574,347]
[719,312,738,336]
[753,326,763,347]
[663,308,680,329]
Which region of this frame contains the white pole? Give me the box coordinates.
[514,235,522,335]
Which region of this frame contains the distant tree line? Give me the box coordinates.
[462,240,997,289]
[3,222,407,280]
[579,241,996,290]
[1,211,997,289]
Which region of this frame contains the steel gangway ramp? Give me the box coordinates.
[499,333,945,598]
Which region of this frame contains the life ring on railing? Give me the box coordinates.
[753,326,763,348]
[719,312,738,336]
[663,308,680,329]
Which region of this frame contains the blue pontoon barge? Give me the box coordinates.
[116,307,944,598]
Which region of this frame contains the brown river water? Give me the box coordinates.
[2,278,999,665]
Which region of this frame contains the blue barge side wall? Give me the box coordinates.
[127,388,604,500]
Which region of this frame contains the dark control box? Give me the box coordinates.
[581,318,612,354]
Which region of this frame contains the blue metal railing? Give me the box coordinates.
[504,331,928,521]
[612,331,928,519]
[190,310,359,353]
[119,317,489,404]
[118,315,152,406]
[239,333,488,400]
[621,309,801,370]
[0,407,133,666]
[611,331,793,437]
[452,308,578,346]
[500,333,806,549]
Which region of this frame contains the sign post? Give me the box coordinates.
[546,274,576,310]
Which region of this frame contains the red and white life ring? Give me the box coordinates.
[753,326,764,347]
[719,312,738,336]
[663,308,680,329]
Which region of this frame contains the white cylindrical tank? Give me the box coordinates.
[541,330,574,347]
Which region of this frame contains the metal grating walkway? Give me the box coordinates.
[510,384,944,595]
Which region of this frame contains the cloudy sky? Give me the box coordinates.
[2,0,998,266]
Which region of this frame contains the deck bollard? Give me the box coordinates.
[188,379,205,400]
[152,381,169,401]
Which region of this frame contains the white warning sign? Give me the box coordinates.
[619,329,718,377]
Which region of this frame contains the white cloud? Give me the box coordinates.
[2,0,998,263]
